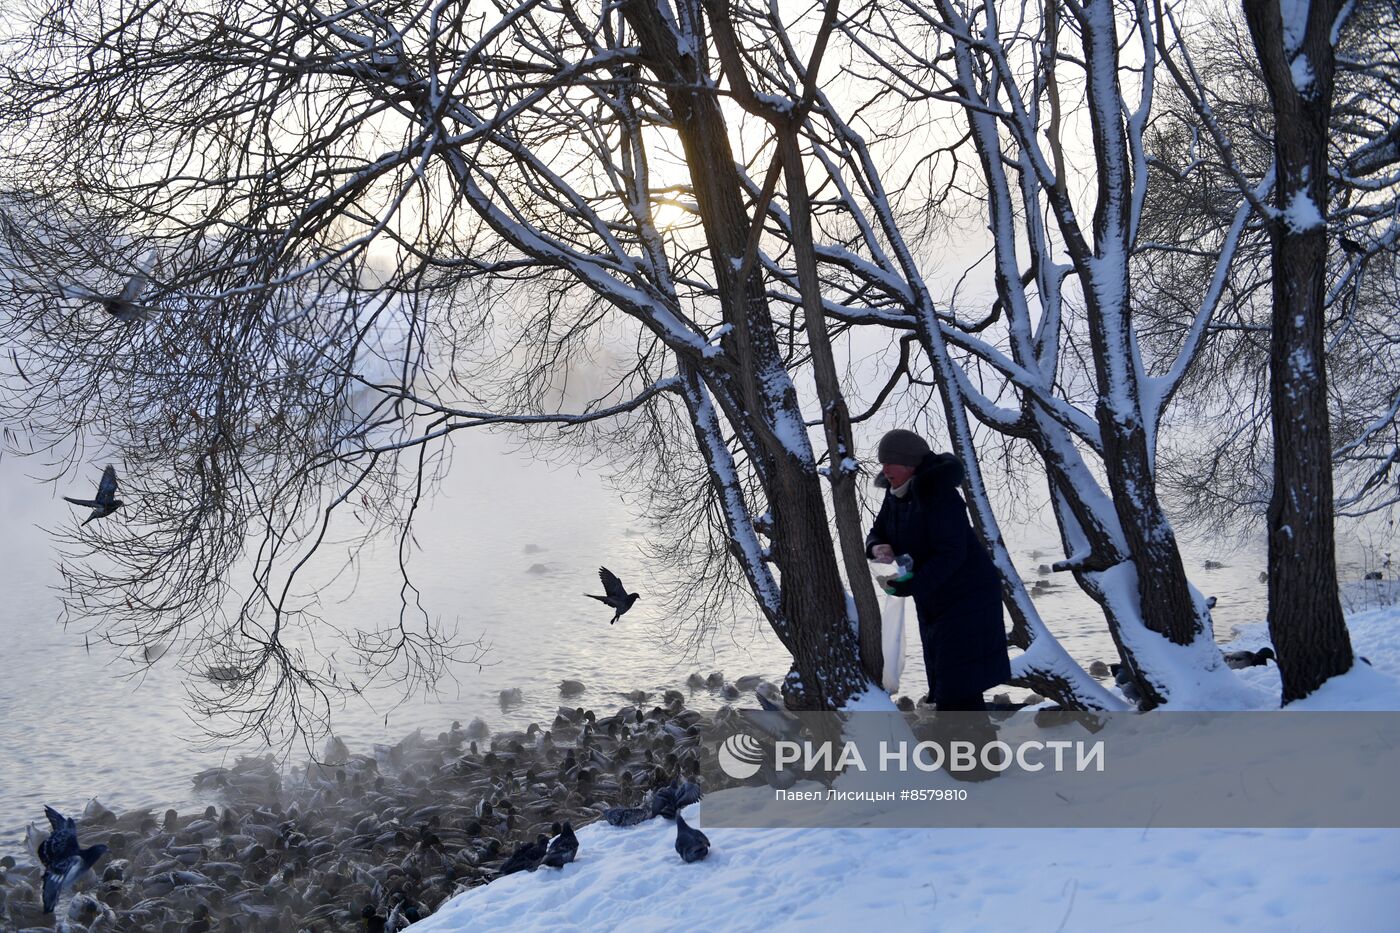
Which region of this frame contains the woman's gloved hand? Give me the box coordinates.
[884,575,918,598]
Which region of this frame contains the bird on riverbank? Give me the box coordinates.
[650,777,703,819]
[585,567,640,623]
[674,813,710,863]
[498,834,549,875]
[1109,663,1143,705]
[1223,646,1275,669]
[64,464,123,525]
[603,806,651,826]
[38,806,109,912]
[542,822,577,868]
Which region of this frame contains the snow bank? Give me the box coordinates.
[1220,600,1400,710]
[417,803,1399,931]
[418,604,1400,931]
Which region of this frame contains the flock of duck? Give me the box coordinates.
[2,682,749,932]
[11,646,1255,930]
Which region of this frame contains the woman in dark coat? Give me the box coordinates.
[865,429,1011,711]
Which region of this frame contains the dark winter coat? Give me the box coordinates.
[865,452,1011,702]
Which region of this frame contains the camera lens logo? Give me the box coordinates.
[718,732,766,779]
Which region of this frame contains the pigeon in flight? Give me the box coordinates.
[650,776,704,820]
[38,806,108,913]
[59,251,158,323]
[673,813,710,863]
[64,465,124,524]
[586,566,640,624]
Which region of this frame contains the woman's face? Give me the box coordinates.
[881,462,916,487]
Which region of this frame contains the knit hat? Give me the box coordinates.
[876,429,931,467]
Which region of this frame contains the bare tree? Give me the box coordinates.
[803,0,1266,708]
[0,0,910,732]
[1143,2,1400,540]
[13,0,1373,728]
[1152,1,1400,699]
[1238,0,1355,698]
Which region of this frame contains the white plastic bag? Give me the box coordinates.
[880,591,907,694]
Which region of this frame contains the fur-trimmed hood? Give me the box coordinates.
[873,451,965,493]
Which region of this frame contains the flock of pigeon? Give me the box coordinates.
[6,688,732,930]
[52,256,640,631]
[52,261,156,522]
[62,473,639,636]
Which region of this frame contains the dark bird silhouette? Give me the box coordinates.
[650,777,703,819]
[1223,646,1275,669]
[674,813,710,863]
[64,465,123,524]
[1109,663,1143,705]
[1339,235,1367,256]
[541,821,578,868]
[585,567,640,624]
[60,253,158,323]
[498,834,549,875]
[38,806,108,913]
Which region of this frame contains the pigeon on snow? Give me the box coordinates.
[1223,646,1275,669]
[585,566,640,624]
[542,821,578,868]
[603,806,651,827]
[674,813,710,863]
[64,464,124,524]
[498,834,549,875]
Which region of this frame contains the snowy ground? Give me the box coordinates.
[417,603,1400,932]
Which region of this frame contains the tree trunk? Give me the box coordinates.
[1243,0,1355,702]
[623,0,868,708]
[1076,0,1202,654]
[776,128,884,687]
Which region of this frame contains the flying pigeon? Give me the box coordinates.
[38,806,108,913]
[541,821,578,868]
[585,567,640,624]
[1223,646,1275,669]
[673,813,710,863]
[59,251,158,322]
[64,465,124,524]
[650,777,703,819]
